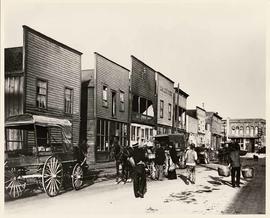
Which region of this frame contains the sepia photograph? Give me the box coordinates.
[1,0,268,217]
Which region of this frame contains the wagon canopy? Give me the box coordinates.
[5,114,72,140]
[154,133,188,150]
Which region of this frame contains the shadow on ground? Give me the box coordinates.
[4,169,113,202]
[222,157,266,214]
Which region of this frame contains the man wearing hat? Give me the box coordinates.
[131,142,147,198]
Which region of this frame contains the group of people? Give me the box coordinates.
[110,136,241,199]
[110,136,200,198]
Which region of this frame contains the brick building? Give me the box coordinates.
[130,56,157,146]
[81,53,129,164]
[5,26,82,151]
[223,118,266,152]
[156,72,174,135]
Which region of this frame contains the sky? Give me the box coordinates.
[2,0,267,119]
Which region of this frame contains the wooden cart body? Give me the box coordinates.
[5,114,84,199]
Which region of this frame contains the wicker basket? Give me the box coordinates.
[242,167,254,178]
[218,165,230,177]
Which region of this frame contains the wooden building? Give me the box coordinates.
[205,112,223,150]
[5,25,82,151]
[130,56,157,146]
[81,52,129,164]
[156,72,174,135]
[173,87,189,133]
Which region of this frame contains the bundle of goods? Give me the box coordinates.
[217,165,230,177]
[242,167,254,179]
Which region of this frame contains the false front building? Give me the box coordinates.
[5,26,82,151]
[81,53,129,164]
[130,56,157,146]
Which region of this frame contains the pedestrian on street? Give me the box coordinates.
[111,136,122,183]
[167,143,179,180]
[228,141,241,188]
[185,143,198,184]
[154,142,166,181]
[132,143,147,198]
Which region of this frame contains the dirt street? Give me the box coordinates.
[4,157,265,217]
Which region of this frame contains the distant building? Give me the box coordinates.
[156,72,174,135]
[223,118,266,152]
[173,87,189,132]
[206,112,223,150]
[5,26,82,151]
[130,56,157,146]
[186,106,206,146]
[186,110,198,146]
[81,53,129,164]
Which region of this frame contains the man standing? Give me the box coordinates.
[111,136,122,183]
[154,142,166,181]
[228,141,241,188]
[185,143,198,184]
[132,143,147,198]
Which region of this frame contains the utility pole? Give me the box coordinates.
[176,83,180,133]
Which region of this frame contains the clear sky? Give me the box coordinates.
[2,0,266,119]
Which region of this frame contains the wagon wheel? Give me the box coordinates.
[71,163,83,190]
[5,168,26,199]
[42,156,63,197]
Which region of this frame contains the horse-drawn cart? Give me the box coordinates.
[4,114,84,199]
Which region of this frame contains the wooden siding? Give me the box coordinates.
[95,53,129,123]
[156,73,174,127]
[24,27,81,145]
[5,74,24,118]
[130,56,157,125]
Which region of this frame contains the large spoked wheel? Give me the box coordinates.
[5,168,26,199]
[42,156,63,197]
[72,163,83,190]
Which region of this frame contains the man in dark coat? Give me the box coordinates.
[228,141,241,188]
[154,142,166,181]
[132,143,147,198]
[167,143,178,180]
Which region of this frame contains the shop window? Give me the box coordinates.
[145,128,149,140]
[131,126,136,141]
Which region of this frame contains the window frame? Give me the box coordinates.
[168,103,172,120]
[160,100,164,118]
[64,87,74,114]
[102,85,108,108]
[36,78,48,109]
[119,90,125,112]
